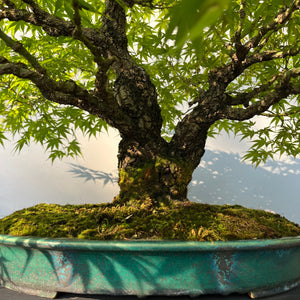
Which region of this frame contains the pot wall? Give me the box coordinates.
[0,235,300,298]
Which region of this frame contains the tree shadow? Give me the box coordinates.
[189,150,300,224]
[0,238,124,296]
[0,249,10,284]
[66,151,300,224]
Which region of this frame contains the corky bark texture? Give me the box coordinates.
[1,0,300,204]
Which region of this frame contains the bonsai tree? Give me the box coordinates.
[0,0,299,207]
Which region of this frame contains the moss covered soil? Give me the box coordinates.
[1,200,300,241]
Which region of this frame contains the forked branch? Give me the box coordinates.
[0,28,46,74]
[222,68,300,121]
[0,57,129,129]
[244,0,299,52]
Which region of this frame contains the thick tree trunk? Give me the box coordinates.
[99,1,211,206]
[115,139,192,205]
[114,130,208,206]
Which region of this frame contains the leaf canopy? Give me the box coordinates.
[0,0,299,164]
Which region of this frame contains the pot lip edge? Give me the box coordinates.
[0,234,300,252]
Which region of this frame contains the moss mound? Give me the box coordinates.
[1,201,299,241]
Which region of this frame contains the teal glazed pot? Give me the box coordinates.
[0,234,299,299]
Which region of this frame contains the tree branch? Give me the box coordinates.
[1,0,15,8]
[122,0,174,9]
[222,68,300,121]
[228,0,299,67]
[0,28,46,74]
[207,38,300,95]
[0,57,40,80]
[0,5,75,37]
[226,74,279,107]
[0,0,123,116]
[70,0,102,61]
[232,0,247,61]
[261,111,299,118]
[0,57,130,129]
[0,0,162,139]
[243,46,300,69]
[101,0,128,55]
[0,1,106,49]
[0,58,94,105]
[244,0,300,52]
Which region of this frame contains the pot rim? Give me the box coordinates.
[0,234,299,252]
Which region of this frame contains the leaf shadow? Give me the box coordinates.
[67,163,118,186]
[0,249,10,283]
[189,150,300,224]
[0,239,164,297]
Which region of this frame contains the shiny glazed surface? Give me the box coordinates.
[0,235,300,299]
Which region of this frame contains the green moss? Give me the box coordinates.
[118,158,194,204]
[1,202,299,241]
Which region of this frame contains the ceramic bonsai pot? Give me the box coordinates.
[0,234,299,299]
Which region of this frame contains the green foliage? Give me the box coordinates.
[0,0,106,161]
[167,0,230,50]
[0,0,299,166]
[168,0,299,165]
[0,75,107,161]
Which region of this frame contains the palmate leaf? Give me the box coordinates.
[166,0,230,50]
[54,0,64,14]
[61,0,100,19]
[63,0,74,19]
[76,0,98,13]
[0,130,8,147]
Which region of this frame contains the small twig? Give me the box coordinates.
[245,0,300,51]
[0,28,46,74]
[233,0,246,45]
[212,25,233,53]
[261,112,298,118]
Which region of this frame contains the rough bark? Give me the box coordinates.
[97,0,204,204]
[116,137,197,204]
